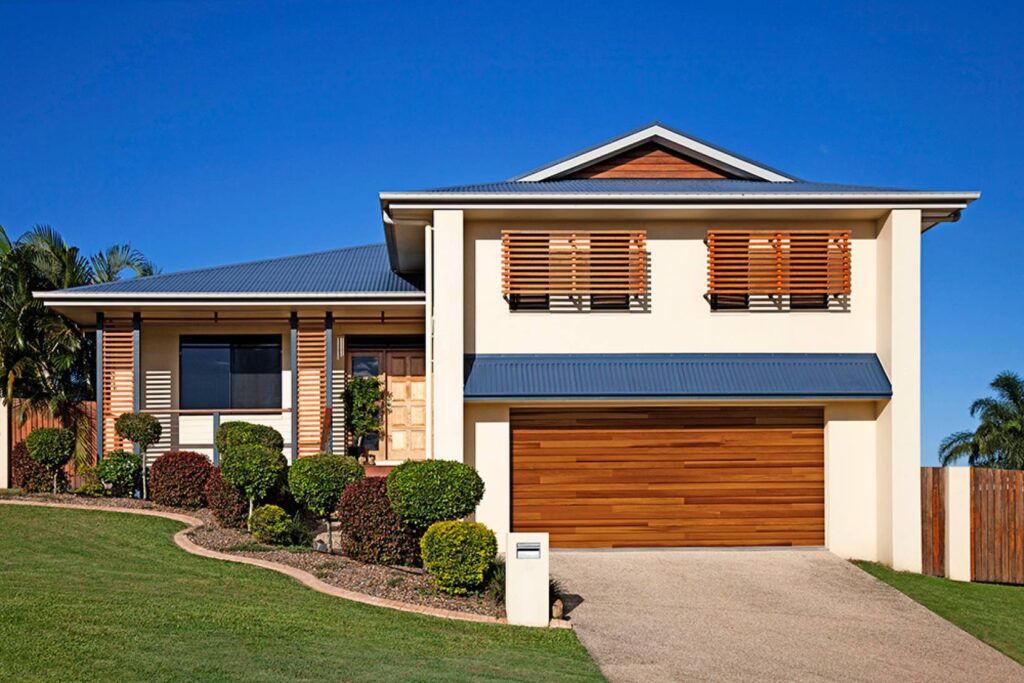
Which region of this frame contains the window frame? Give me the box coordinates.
[178,334,283,411]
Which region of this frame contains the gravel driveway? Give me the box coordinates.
[552,549,1023,682]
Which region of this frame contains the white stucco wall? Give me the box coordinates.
[464,403,511,552]
[825,402,881,560]
[432,210,465,461]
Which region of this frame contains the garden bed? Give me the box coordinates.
[2,491,504,619]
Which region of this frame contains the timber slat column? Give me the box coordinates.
[101,319,136,453]
[295,318,327,458]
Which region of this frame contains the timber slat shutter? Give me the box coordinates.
[502,230,647,297]
[707,230,851,300]
[102,320,135,453]
[295,321,327,457]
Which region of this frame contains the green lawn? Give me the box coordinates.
[0,505,603,682]
[856,561,1024,664]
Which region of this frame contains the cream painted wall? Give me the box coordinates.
[825,402,880,561]
[944,467,972,581]
[464,403,510,552]
[433,210,465,461]
[465,219,879,354]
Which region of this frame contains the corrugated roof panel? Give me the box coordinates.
[463,353,892,399]
[410,179,921,195]
[51,243,423,295]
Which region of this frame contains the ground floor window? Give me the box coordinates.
[179,335,282,410]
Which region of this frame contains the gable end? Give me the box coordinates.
[566,142,736,180]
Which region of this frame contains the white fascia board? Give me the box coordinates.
[514,125,795,182]
[380,191,979,204]
[37,293,425,305]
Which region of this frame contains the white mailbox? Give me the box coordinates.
[505,532,549,627]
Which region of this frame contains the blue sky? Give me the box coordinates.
[2,1,1021,464]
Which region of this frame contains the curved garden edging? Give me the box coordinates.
[0,499,570,629]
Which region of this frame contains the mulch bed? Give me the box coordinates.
[2,491,504,618]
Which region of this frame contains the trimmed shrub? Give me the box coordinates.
[205,467,249,529]
[219,444,287,518]
[75,466,106,497]
[337,477,421,566]
[215,422,284,456]
[420,521,497,595]
[10,442,60,493]
[149,451,213,508]
[386,460,485,530]
[113,412,162,450]
[26,427,75,494]
[288,453,364,552]
[249,504,294,545]
[96,450,141,497]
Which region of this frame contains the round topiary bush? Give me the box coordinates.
[113,412,163,451]
[205,467,249,529]
[219,444,287,519]
[249,504,294,545]
[10,442,60,493]
[215,422,284,456]
[96,450,141,497]
[149,451,213,508]
[25,427,76,494]
[386,460,485,530]
[288,453,364,552]
[337,477,421,566]
[420,520,497,595]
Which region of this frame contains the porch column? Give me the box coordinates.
[875,208,923,572]
[431,210,464,461]
[325,312,333,453]
[290,312,298,463]
[132,312,141,457]
[0,397,9,488]
[95,313,104,460]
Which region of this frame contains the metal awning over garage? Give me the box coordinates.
[464,353,892,401]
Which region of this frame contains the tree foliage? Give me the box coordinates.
[219,444,287,518]
[343,376,383,445]
[940,371,1024,469]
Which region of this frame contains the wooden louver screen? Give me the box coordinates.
[706,230,851,300]
[295,321,327,458]
[501,230,647,297]
[102,320,135,454]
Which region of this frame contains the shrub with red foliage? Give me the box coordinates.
[337,477,420,566]
[148,451,213,508]
[205,467,249,528]
[11,442,63,493]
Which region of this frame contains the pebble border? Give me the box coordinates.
[0,499,571,629]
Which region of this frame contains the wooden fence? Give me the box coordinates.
[7,399,97,488]
[920,467,946,577]
[971,468,1024,585]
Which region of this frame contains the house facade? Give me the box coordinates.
[35,123,978,572]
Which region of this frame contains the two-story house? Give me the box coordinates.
[38,123,978,572]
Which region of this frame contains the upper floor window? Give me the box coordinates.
[502,230,648,311]
[180,335,282,410]
[706,230,851,311]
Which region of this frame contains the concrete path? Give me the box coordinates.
[552,549,1023,682]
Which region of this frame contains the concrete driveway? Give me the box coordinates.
[552,549,1023,682]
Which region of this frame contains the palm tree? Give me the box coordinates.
[939,372,1024,469]
[0,225,156,470]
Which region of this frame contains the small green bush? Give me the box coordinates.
[113,413,162,450]
[485,556,506,605]
[219,444,287,518]
[96,450,141,497]
[215,422,284,456]
[10,442,61,493]
[288,453,364,552]
[25,427,75,494]
[420,520,497,595]
[249,504,294,545]
[344,377,384,450]
[75,466,106,498]
[386,460,485,530]
[205,467,249,529]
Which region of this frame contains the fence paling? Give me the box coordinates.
[970,468,1024,585]
[8,399,97,488]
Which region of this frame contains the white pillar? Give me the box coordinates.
[875,209,923,572]
[431,210,464,461]
[945,467,972,581]
[505,532,550,627]
[465,404,510,551]
[0,400,9,488]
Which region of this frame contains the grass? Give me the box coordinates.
[856,561,1024,664]
[0,505,603,682]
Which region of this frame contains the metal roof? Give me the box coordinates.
[408,179,929,195]
[463,353,892,400]
[47,243,423,296]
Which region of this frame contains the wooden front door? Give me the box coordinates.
[347,349,426,462]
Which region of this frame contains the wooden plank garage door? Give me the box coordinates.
[511,407,825,548]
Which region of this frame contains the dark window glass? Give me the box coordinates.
[710,293,750,311]
[508,294,550,311]
[351,355,381,377]
[789,293,829,310]
[591,293,630,310]
[180,336,281,410]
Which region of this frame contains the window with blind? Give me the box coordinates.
[501,230,648,311]
[179,335,282,410]
[705,230,851,311]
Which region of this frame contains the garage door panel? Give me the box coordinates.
[512,407,825,548]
